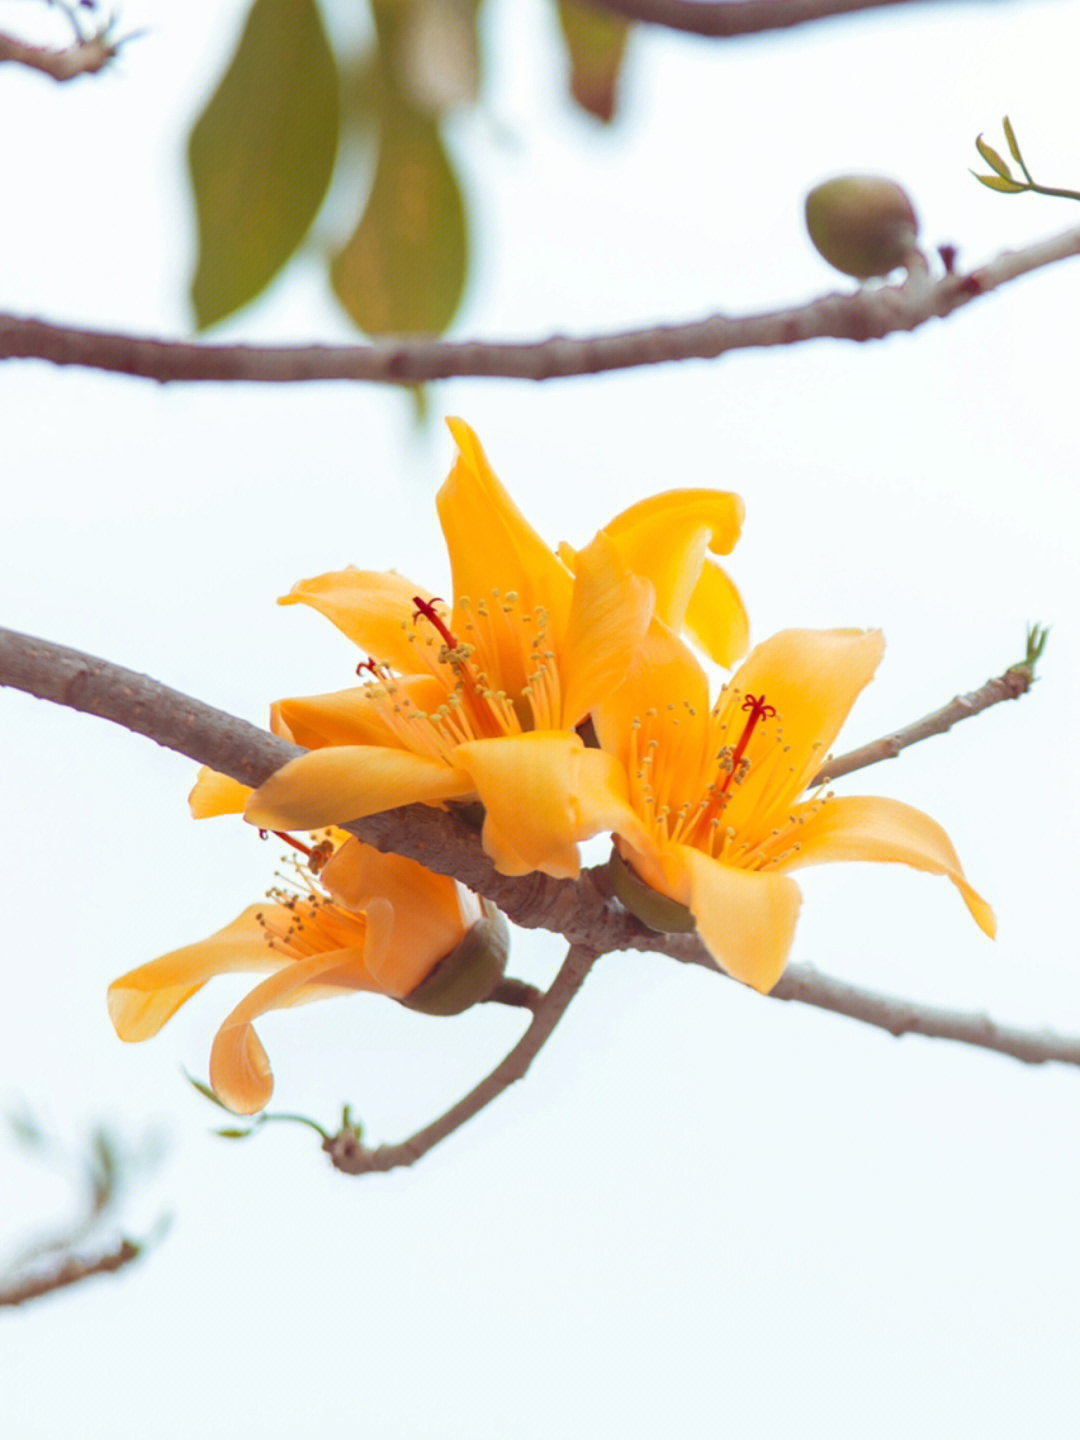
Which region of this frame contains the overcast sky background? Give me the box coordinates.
[2,0,1078,1434]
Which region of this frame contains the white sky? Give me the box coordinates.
[2,1,1078,1435]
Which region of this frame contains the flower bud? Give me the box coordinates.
[607,848,697,934]
[399,901,510,1016]
[805,175,920,279]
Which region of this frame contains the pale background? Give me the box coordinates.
[1,1,1078,1435]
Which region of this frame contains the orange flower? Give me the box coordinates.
[108,835,496,1114]
[594,624,995,992]
[241,419,748,879]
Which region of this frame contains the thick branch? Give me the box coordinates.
[588,0,954,38]
[0,29,116,81]
[810,660,1035,788]
[3,225,1080,385]
[324,945,597,1174]
[2,627,1074,1068]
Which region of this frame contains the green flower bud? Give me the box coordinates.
[607,848,697,934]
[399,901,510,1016]
[805,175,921,279]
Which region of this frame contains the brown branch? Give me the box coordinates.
[0,28,117,81]
[810,659,1036,789]
[2,626,1075,1068]
[0,1239,141,1308]
[771,967,1080,1065]
[324,945,597,1174]
[587,0,959,38]
[3,224,1080,384]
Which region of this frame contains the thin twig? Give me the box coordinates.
[323,945,598,1174]
[0,28,117,81]
[0,1239,142,1307]
[3,224,1080,385]
[770,966,1080,1065]
[810,660,1036,788]
[587,0,957,38]
[2,627,1072,1067]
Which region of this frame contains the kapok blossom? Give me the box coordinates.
[239,418,749,880]
[108,834,488,1114]
[593,624,995,993]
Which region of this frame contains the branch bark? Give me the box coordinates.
[0,29,117,81]
[586,0,957,38]
[3,224,1079,385]
[0,1239,141,1308]
[324,945,597,1174]
[2,626,1074,1068]
[809,659,1036,788]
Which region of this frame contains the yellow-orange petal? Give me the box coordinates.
[271,686,406,749]
[207,911,393,1115]
[321,838,473,977]
[559,531,653,726]
[591,619,711,771]
[108,905,286,1042]
[245,746,475,831]
[781,794,996,937]
[452,733,633,879]
[682,559,750,669]
[600,489,746,657]
[677,845,803,993]
[279,570,433,673]
[731,629,885,804]
[439,419,573,624]
[189,768,252,819]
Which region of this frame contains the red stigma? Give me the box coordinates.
[716,692,775,799]
[412,595,459,650]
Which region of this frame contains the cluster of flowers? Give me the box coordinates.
[109,420,993,1112]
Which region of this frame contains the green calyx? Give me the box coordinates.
[607,849,697,934]
[399,901,510,1016]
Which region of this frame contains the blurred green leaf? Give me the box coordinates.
[971,172,1027,194]
[975,135,1013,180]
[556,0,631,123]
[7,1105,47,1150]
[1002,116,1023,166]
[188,0,340,328]
[331,106,467,334]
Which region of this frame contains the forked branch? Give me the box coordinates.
[324,945,598,1175]
[1,626,1074,1069]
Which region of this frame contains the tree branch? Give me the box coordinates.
[2,626,1074,1068]
[586,0,959,39]
[0,1239,142,1307]
[3,224,1079,385]
[0,28,117,81]
[324,945,597,1174]
[810,654,1038,789]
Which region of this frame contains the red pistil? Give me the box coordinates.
[258,828,314,858]
[717,692,776,798]
[412,595,458,650]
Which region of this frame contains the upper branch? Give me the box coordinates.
[3,224,1079,385]
[2,626,1074,1069]
[587,0,956,39]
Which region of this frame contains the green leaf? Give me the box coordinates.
[556,0,631,123]
[1002,116,1022,165]
[214,1127,257,1140]
[7,1105,46,1150]
[188,0,339,328]
[975,135,1013,180]
[971,171,1027,194]
[331,106,466,335]
[183,1069,232,1111]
